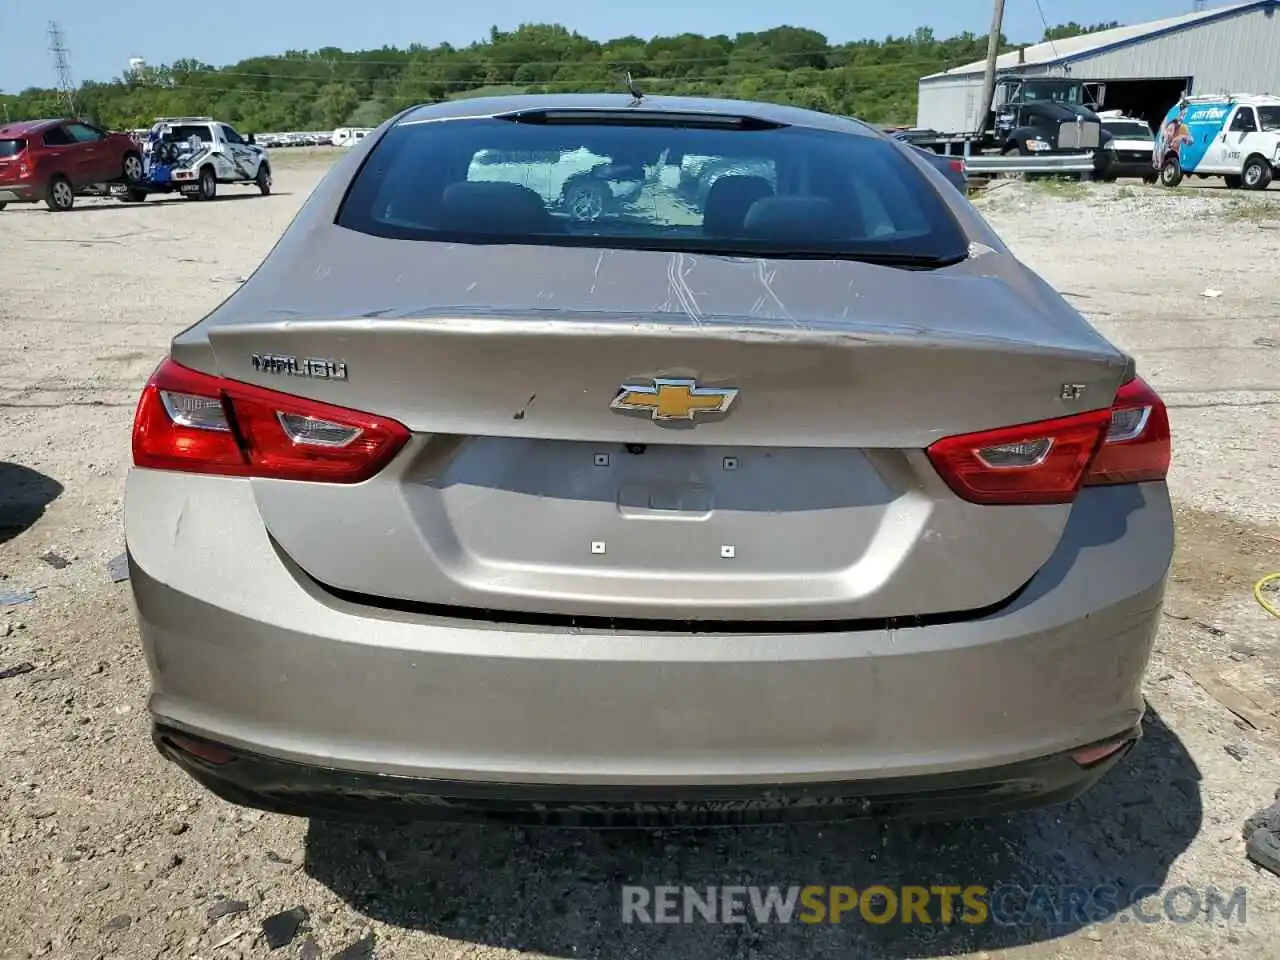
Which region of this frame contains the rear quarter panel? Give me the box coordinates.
[30,139,68,190]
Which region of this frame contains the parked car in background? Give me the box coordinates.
[884,131,969,193]
[912,145,968,192]
[1096,112,1157,183]
[0,117,143,211]
[128,94,1172,828]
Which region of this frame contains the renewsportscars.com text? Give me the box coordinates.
[621,884,1248,926]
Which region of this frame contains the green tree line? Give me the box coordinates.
[0,21,1117,133]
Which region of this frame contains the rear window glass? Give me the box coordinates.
[168,125,213,143]
[0,138,25,157]
[336,115,968,263]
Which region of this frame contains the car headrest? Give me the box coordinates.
[703,175,775,237]
[438,181,555,234]
[741,196,845,241]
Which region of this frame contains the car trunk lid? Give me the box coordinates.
[185,236,1129,622]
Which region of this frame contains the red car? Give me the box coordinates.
[0,117,143,212]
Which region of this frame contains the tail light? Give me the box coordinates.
[927,376,1169,505]
[132,358,409,483]
[948,158,966,176]
[1082,377,1171,486]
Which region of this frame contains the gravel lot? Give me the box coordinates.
[1,161,1278,960]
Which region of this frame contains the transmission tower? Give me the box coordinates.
[48,21,78,117]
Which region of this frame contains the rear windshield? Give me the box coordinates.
[168,125,212,143]
[0,138,26,157]
[336,115,969,264]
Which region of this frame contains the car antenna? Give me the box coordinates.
[626,71,644,104]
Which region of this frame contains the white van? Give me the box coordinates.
[1154,93,1280,190]
[333,127,373,149]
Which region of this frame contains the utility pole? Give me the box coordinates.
[977,0,1007,134]
[48,21,78,118]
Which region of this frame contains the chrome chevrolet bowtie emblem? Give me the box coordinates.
[610,378,738,423]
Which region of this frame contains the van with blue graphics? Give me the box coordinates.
[1154,94,1280,190]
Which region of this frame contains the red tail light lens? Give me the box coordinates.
[948,158,966,175]
[1083,376,1171,486]
[927,410,1111,505]
[132,359,410,483]
[927,376,1170,505]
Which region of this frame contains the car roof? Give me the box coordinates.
[397,93,879,138]
[0,118,65,137]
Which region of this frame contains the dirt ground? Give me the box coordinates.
[1,162,1278,960]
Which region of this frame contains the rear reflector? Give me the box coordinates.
[927,375,1170,505]
[1070,737,1135,768]
[159,732,235,766]
[133,359,410,483]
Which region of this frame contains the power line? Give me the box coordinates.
[47,21,77,116]
[1031,0,1062,61]
[122,58,964,88]
[228,46,984,70]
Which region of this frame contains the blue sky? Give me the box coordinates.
[1,0,1223,93]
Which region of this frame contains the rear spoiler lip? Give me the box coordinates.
[495,108,787,131]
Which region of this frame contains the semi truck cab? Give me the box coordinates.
[990,77,1103,154]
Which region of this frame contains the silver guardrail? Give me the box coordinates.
[960,152,1096,176]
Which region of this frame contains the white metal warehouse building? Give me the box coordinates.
[917,0,1280,133]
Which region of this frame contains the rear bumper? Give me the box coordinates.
[126,471,1172,822]
[0,185,38,203]
[154,723,1140,826]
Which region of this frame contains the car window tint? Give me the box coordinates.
[65,123,103,143]
[43,126,74,146]
[336,116,968,263]
[1229,108,1258,132]
[169,125,213,143]
[221,125,243,144]
[0,138,28,156]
